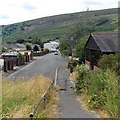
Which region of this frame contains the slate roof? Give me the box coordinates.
[4,43,26,50]
[4,44,15,49]
[16,43,26,48]
[86,32,120,52]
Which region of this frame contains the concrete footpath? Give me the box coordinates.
[57,57,99,118]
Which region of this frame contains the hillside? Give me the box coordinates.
[2,8,118,43]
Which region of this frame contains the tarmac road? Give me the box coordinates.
[4,53,60,79]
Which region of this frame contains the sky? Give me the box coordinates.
[0,0,119,25]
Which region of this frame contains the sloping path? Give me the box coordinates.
[57,57,99,118]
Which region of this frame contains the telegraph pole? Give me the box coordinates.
[70,36,74,57]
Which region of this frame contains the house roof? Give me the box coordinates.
[4,43,26,50]
[1,52,19,56]
[86,32,120,52]
[4,44,14,49]
[16,43,26,48]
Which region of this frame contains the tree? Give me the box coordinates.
[26,44,32,50]
[59,10,95,57]
[74,37,88,61]
[33,45,39,51]
[59,38,72,56]
[16,39,25,44]
[20,26,24,30]
[32,39,44,48]
[1,47,8,52]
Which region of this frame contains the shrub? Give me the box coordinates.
[26,44,32,50]
[98,52,120,75]
[75,64,119,118]
[75,64,88,93]
[104,70,118,118]
[86,70,107,108]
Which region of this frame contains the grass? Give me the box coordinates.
[2,75,58,118]
[35,86,59,118]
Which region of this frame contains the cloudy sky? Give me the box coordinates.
[0,0,119,25]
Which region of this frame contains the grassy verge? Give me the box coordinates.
[35,86,59,118]
[70,67,118,118]
[2,75,58,118]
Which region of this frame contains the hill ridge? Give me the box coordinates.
[2,8,118,43]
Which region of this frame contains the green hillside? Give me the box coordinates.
[2,8,118,43]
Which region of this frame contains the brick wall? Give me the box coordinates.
[85,60,91,70]
[94,65,99,71]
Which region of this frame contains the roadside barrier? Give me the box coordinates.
[29,67,59,119]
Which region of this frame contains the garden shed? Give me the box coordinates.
[85,32,119,70]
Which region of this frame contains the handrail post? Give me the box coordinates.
[55,67,58,86]
[29,112,34,120]
[43,95,46,109]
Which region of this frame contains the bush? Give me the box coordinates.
[75,64,119,118]
[26,44,32,50]
[98,52,120,75]
[104,70,118,117]
[75,64,88,93]
[86,70,107,108]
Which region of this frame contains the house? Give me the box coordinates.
[44,41,59,52]
[85,32,120,70]
[1,50,33,72]
[3,43,26,52]
[1,52,19,72]
[16,43,26,51]
[0,59,4,70]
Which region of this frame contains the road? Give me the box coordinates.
[4,52,99,118]
[4,53,60,79]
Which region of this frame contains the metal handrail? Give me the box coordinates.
[29,79,54,119]
[29,67,59,118]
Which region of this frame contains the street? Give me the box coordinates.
[4,53,62,79]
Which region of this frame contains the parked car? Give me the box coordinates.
[54,52,58,55]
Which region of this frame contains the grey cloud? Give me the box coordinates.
[22,3,37,11]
